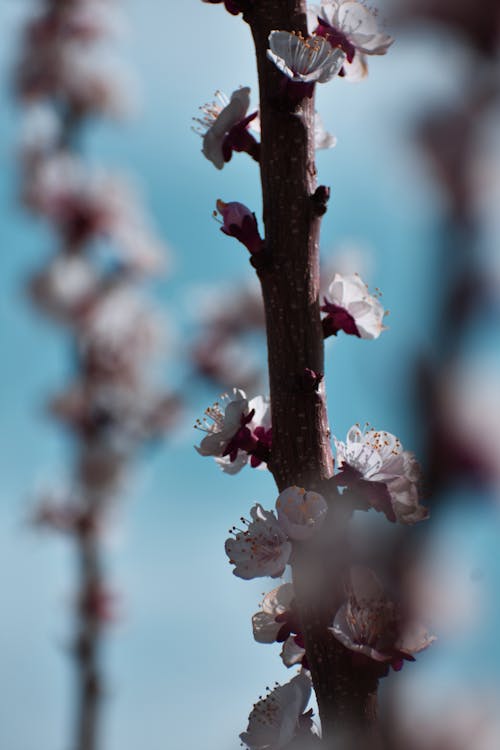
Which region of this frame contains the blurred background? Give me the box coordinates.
[1,0,500,748]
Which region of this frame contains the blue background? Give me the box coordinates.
[1,1,500,748]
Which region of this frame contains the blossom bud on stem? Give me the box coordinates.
[245,1,380,744]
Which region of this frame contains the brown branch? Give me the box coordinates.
[245,2,380,745]
[74,523,104,750]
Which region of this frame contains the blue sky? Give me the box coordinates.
[1,2,499,749]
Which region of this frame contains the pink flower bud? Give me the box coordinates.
[216,199,264,254]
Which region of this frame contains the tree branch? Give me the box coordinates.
[246,2,380,745]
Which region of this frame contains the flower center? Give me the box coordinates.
[315,19,357,63]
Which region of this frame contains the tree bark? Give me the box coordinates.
[245,2,380,745]
[75,528,103,750]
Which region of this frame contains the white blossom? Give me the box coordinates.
[276,486,328,541]
[307,1,392,80]
[225,504,292,580]
[315,111,337,149]
[240,672,312,750]
[330,567,435,664]
[323,272,386,339]
[214,451,250,475]
[281,636,306,668]
[31,253,97,319]
[252,583,295,644]
[334,424,428,524]
[267,31,346,84]
[79,284,165,381]
[195,388,250,458]
[193,87,251,170]
[196,391,271,473]
[25,154,166,271]
[330,566,398,662]
[316,1,393,56]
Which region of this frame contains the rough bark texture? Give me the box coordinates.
[248,1,333,491]
[244,2,380,745]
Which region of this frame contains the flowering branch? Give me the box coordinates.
[244,3,379,742]
[196,1,433,748]
[14,3,177,750]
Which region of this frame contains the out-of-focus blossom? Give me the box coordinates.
[225,504,292,579]
[334,424,428,523]
[18,104,61,166]
[191,335,261,393]
[276,486,328,541]
[309,1,393,80]
[330,567,435,670]
[31,489,95,536]
[438,366,500,488]
[215,200,264,255]
[77,441,127,495]
[315,111,337,149]
[21,3,123,46]
[396,690,500,750]
[51,381,180,449]
[267,31,346,85]
[189,279,265,391]
[79,284,165,383]
[16,43,131,119]
[24,154,165,269]
[29,253,98,321]
[240,672,312,750]
[193,87,259,169]
[390,0,500,58]
[321,272,386,339]
[80,582,120,624]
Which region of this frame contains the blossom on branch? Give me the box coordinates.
[193,87,259,169]
[252,583,296,644]
[321,272,386,339]
[281,636,307,668]
[267,31,346,87]
[252,584,308,669]
[276,486,328,541]
[330,567,435,671]
[334,425,428,523]
[315,111,337,149]
[225,504,292,579]
[240,672,312,750]
[195,390,271,473]
[215,199,264,254]
[309,1,393,80]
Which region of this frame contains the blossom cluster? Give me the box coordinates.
[17,0,177,624]
[196,3,436,748]
[190,279,265,392]
[268,1,393,89]
[14,0,130,118]
[194,85,336,171]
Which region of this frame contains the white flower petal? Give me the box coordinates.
[276,486,328,540]
[267,31,345,84]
